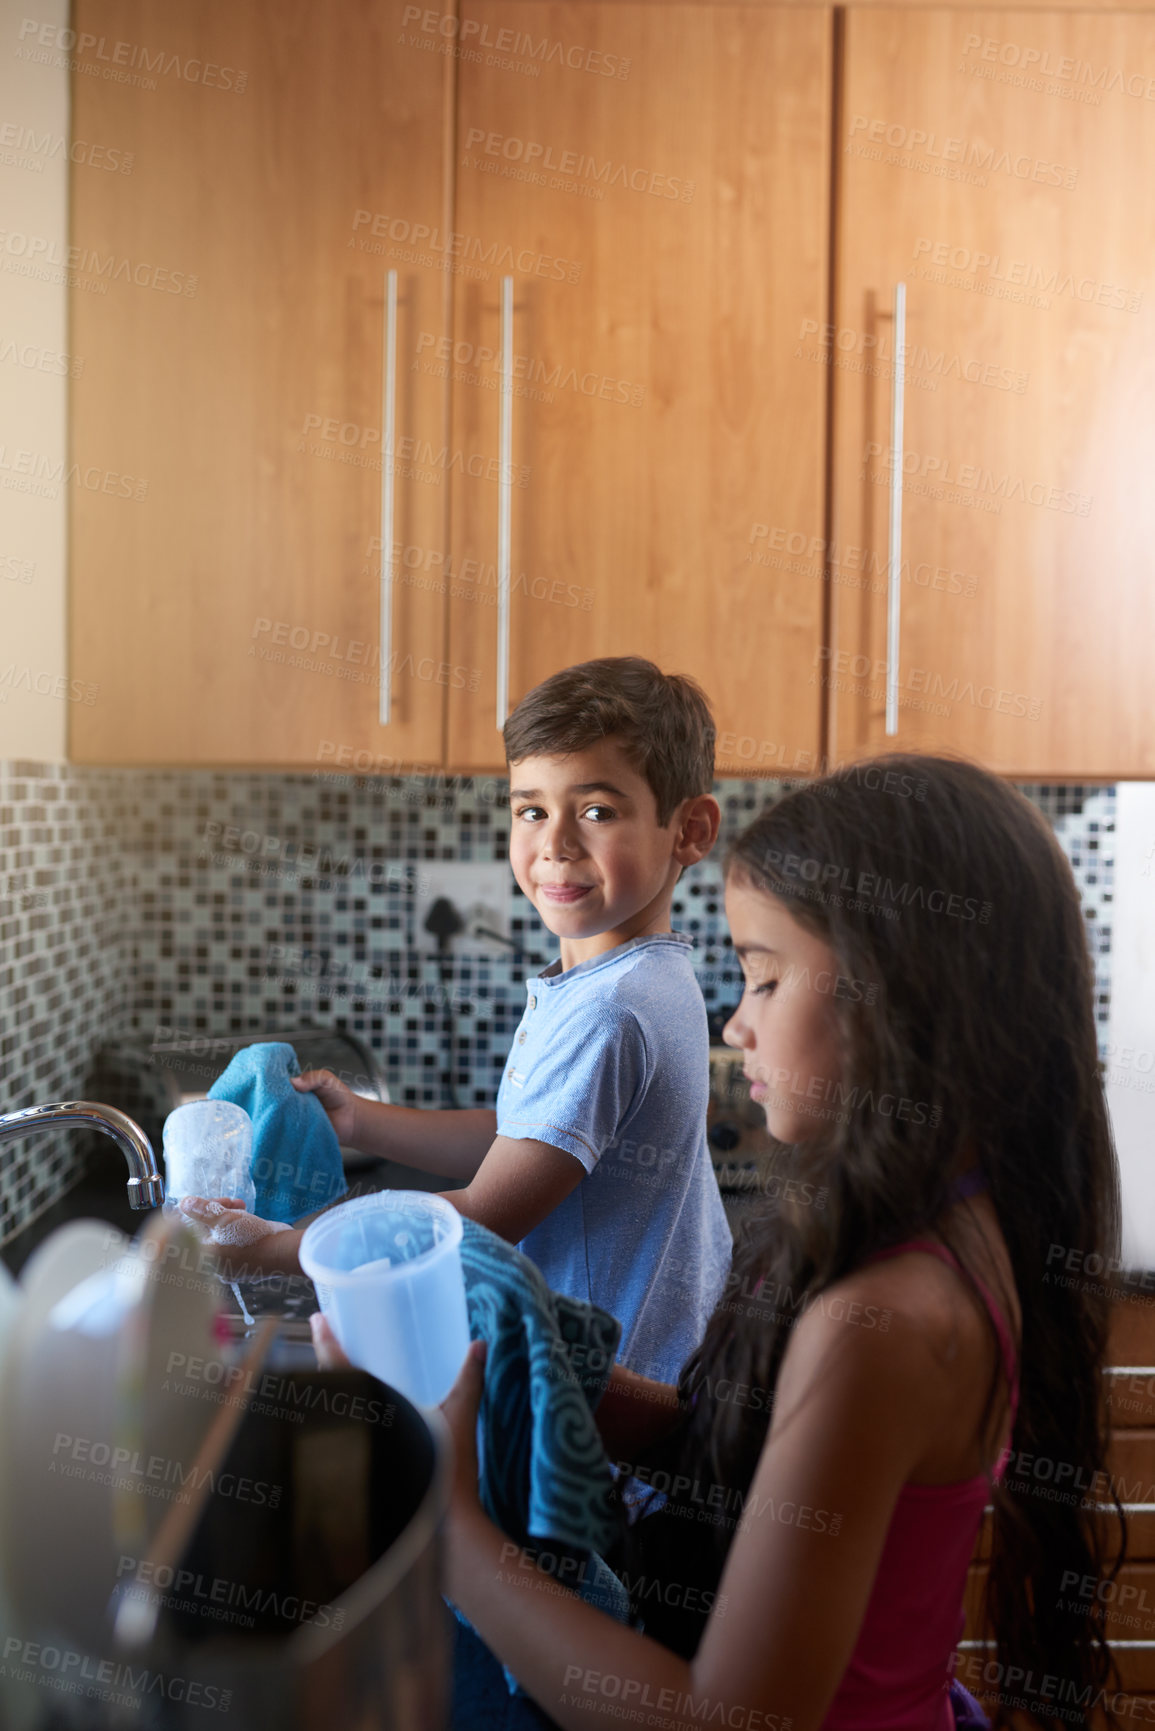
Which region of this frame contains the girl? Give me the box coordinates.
[318,753,1124,1731]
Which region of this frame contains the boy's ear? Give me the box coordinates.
[673,793,722,868]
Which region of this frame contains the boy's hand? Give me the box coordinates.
[291,1068,361,1146]
[178,1196,303,1280]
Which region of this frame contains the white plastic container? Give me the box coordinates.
[300,1191,470,1407]
[162,1098,256,1213]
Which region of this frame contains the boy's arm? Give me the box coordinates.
[439,1135,584,1243]
[181,1133,584,1275]
[357,1101,498,1182]
[595,1363,684,1457]
[292,1069,496,1182]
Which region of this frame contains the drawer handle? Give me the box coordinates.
[886,281,906,737]
[379,269,398,725]
[496,275,514,730]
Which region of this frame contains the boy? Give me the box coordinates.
[186,657,731,1382]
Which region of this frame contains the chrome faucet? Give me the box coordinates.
[0,1101,165,1209]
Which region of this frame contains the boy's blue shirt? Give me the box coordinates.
[496,931,732,1383]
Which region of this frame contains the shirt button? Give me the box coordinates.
[517,1029,527,1044]
[528,994,536,1011]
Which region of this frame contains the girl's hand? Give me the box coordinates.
[441,1339,487,1520]
[291,1068,361,1146]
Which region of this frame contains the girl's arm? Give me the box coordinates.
[444,1271,946,1731]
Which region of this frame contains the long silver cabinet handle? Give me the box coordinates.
[496,275,513,730]
[886,282,906,737]
[379,269,398,725]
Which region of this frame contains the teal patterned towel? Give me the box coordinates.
[457,1217,630,1690]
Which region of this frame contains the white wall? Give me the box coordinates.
[1106,783,1155,1270]
[0,0,70,762]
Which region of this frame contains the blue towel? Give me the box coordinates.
[457,1218,630,1695]
[208,1042,348,1224]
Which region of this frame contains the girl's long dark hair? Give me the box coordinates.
[624,754,1123,1728]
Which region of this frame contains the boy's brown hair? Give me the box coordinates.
[502,656,715,825]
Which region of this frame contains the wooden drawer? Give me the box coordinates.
[1109,1434,1155,1497]
[966,1562,1155,1643]
[972,1502,1155,1563]
[1109,1370,1155,1429]
[956,1344,1155,1725]
[957,1643,1155,1712]
[1109,1302,1155,1367]
[1107,1648,1155,1694]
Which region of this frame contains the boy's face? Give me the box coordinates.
[507,737,711,965]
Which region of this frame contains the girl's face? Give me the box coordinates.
[722,876,848,1143]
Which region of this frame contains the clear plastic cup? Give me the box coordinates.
[162,1100,256,1214]
[299,1191,470,1407]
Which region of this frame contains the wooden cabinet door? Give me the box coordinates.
[70,0,452,768]
[444,2,832,774]
[831,10,1155,778]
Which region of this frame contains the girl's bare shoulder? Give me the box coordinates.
[784,1240,1011,1400]
[778,1225,1018,1482]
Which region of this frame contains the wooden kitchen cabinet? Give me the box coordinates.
[70,0,453,767]
[829,10,1155,778]
[70,2,1154,780]
[444,2,834,775]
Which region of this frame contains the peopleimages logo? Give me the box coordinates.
[0,123,133,174]
[758,841,993,924]
[960,31,1155,101]
[461,129,695,202]
[795,319,1028,396]
[0,228,196,295]
[15,17,247,92]
[50,1432,282,1508]
[114,1557,347,1633]
[558,1669,789,1730]
[414,331,645,408]
[350,210,582,284]
[400,6,632,79]
[0,446,148,501]
[911,237,1141,314]
[0,336,84,378]
[1,1638,232,1714]
[860,439,1093,517]
[0,666,99,705]
[847,114,1078,189]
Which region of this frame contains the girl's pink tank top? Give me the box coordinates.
[820,1236,1020,1731]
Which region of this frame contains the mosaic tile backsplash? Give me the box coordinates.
[0,760,137,1241]
[0,760,1116,1244]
